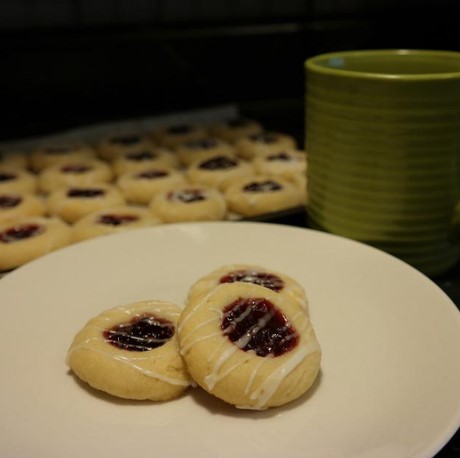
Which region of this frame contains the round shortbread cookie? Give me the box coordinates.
[97,132,155,161]
[67,300,191,401]
[72,205,162,242]
[47,184,125,224]
[186,155,254,191]
[0,216,72,271]
[38,158,113,194]
[150,185,227,223]
[0,192,46,223]
[112,147,179,176]
[235,132,297,160]
[208,118,264,143]
[0,166,37,194]
[252,149,307,179]
[30,141,96,172]
[152,123,208,148]
[178,282,321,410]
[175,137,235,167]
[117,166,187,205]
[187,264,309,313]
[224,175,303,217]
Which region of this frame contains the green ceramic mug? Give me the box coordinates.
[305,50,460,277]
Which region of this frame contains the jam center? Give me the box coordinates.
[98,214,139,226]
[267,152,291,161]
[221,298,298,357]
[0,195,22,208]
[0,223,44,243]
[249,133,279,144]
[0,172,17,182]
[126,151,156,161]
[61,164,92,174]
[104,313,175,351]
[219,270,284,292]
[200,156,237,170]
[67,188,105,198]
[186,138,218,149]
[243,180,282,193]
[168,189,206,203]
[136,170,169,179]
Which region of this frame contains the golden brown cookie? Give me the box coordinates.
[175,137,235,167]
[152,123,208,148]
[150,185,227,223]
[235,132,297,160]
[178,282,321,410]
[0,150,29,169]
[72,206,162,242]
[0,216,72,271]
[38,158,113,194]
[112,147,179,176]
[0,166,37,194]
[97,132,155,161]
[208,118,264,143]
[252,149,307,180]
[67,300,191,401]
[117,166,187,205]
[224,175,303,217]
[0,192,46,223]
[47,184,126,224]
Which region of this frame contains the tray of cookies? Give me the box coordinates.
[0,105,308,273]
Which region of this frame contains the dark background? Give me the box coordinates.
[1,2,459,455]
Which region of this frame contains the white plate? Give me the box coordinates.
[0,222,459,458]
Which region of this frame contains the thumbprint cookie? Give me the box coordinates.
[30,141,95,172]
[224,175,303,217]
[208,118,264,143]
[186,155,254,191]
[235,132,297,160]
[0,192,46,223]
[47,184,126,224]
[112,147,179,176]
[187,264,308,314]
[0,216,72,271]
[72,206,162,242]
[152,123,208,149]
[117,167,187,205]
[0,166,37,194]
[97,132,155,161]
[252,149,307,180]
[150,185,227,223]
[38,158,113,194]
[175,137,235,167]
[0,150,29,169]
[178,282,321,410]
[67,300,191,401]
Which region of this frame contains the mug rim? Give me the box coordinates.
[305,49,460,80]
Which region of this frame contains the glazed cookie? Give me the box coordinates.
[224,175,303,217]
[47,184,126,224]
[0,192,46,223]
[187,264,308,313]
[67,300,191,401]
[72,206,162,242]
[117,167,187,205]
[30,141,95,172]
[150,185,227,223]
[38,158,113,194]
[0,216,72,271]
[112,147,179,176]
[252,149,307,180]
[235,132,297,160]
[175,137,235,167]
[0,166,37,194]
[152,123,208,148]
[0,150,29,169]
[97,132,154,161]
[178,282,321,410]
[208,118,264,143]
[186,155,254,191]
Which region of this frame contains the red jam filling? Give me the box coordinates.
[186,138,218,149]
[103,313,175,351]
[0,223,44,243]
[0,195,22,208]
[0,172,17,182]
[221,298,298,357]
[67,188,105,198]
[249,133,279,144]
[168,189,206,203]
[97,214,139,226]
[135,170,169,179]
[219,270,284,292]
[243,180,282,193]
[60,164,92,174]
[267,152,291,161]
[125,151,156,161]
[200,156,237,170]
